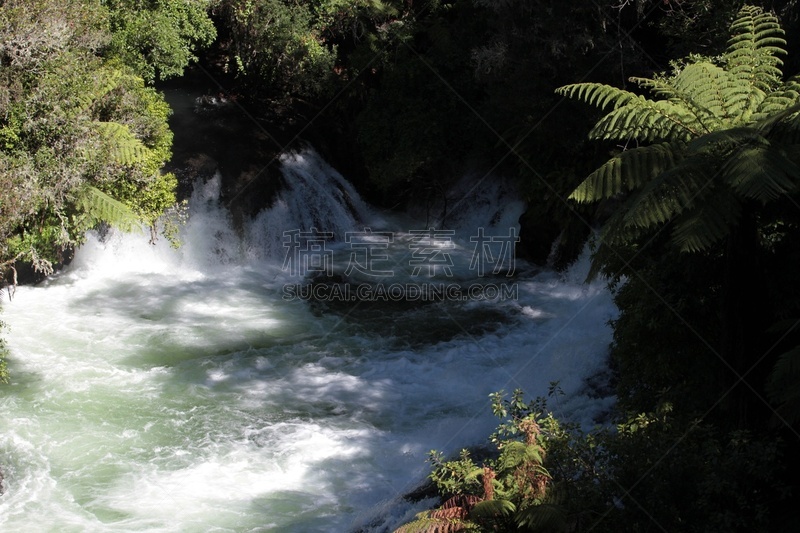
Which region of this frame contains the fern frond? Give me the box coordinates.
[684,126,759,156]
[441,494,482,509]
[725,6,786,115]
[393,494,483,533]
[727,6,787,56]
[631,64,730,130]
[74,67,123,114]
[468,499,516,521]
[756,102,800,143]
[94,121,151,166]
[73,186,141,232]
[588,97,704,141]
[629,76,680,101]
[393,515,476,533]
[753,91,800,124]
[569,142,684,203]
[498,441,543,471]
[671,188,741,252]
[429,507,469,521]
[721,142,800,203]
[622,161,713,229]
[781,76,800,94]
[598,207,647,251]
[726,47,783,88]
[675,62,753,125]
[770,113,800,145]
[514,503,568,530]
[555,83,639,111]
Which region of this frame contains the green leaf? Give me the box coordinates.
[670,62,750,124]
[498,441,542,471]
[73,67,123,115]
[469,499,516,521]
[671,188,741,252]
[621,158,712,229]
[73,186,142,233]
[555,83,639,111]
[514,503,568,530]
[569,142,684,203]
[94,121,151,166]
[587,97,702,142]
[725,5,786,112]
[722,143,800,203]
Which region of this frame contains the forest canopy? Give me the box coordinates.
[0,0,217,276]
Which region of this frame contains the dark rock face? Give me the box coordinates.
[157,68,373,232]
[517,207,591,270]
[517,208,562,266]
[159,78,290,227]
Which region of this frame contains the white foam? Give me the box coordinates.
[1,150,616,532]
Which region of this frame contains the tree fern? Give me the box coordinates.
[73,66,124,115]
[568,142,684,203]
[514,502,568,531]
[468,499,516,521]
[670,188,742,252]
[94,121,152,166]
[65,64,154,168]
[555,83,639,111]
[393,494,482,533]
[726,5,786,91]
[557,4,800,259]
[73,186,141,233]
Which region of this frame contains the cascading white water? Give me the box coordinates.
[0,149,616,532]
[245,150,374,262]
[426,172,528,235]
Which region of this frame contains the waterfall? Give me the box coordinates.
[433,173,527,237]
[0,148,616,532]
[244,148,373,263]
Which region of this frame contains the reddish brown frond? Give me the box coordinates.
[429,507,468,520]
[440,493,482,510]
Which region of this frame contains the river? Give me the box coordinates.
[0,150,616,532]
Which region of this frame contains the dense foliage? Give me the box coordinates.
[560,5,800,256]
[104,0,216,82]
[214,0,410,100]
[402,389,788,532]
[0,0,213,279]
[2,0,800,529]
[558,4,800,426]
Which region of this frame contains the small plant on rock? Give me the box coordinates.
[394,389,568,533]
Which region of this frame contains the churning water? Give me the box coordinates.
[0,150,616,532]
